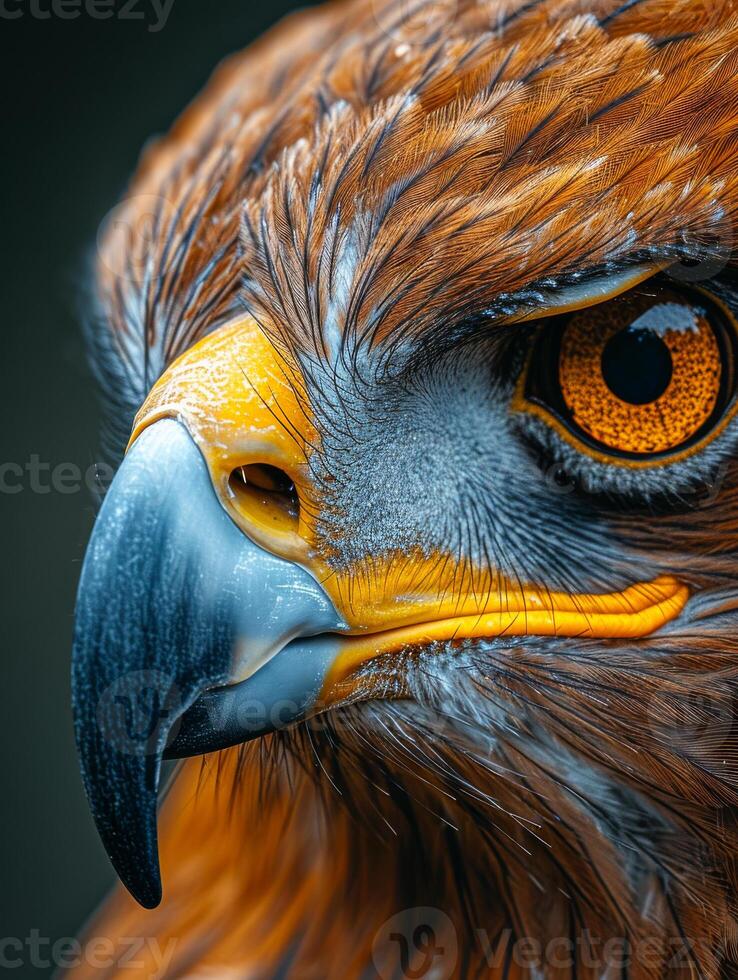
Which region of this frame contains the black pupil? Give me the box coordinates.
[600,327,673,405]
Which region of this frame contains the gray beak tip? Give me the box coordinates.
[124,848,163,910]
[72,419,342,907]
[110,827,162,910]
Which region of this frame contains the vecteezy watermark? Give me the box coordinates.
[473,928,712,973]
[0,456,114,496]
[92,679,494,756]
[0,931,177,975]
[371,911,717,977]
[0,0,175,32]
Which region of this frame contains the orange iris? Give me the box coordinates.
[558,287,725,456]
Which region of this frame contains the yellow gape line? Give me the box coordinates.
[131,317,689,697]
[322,576,689,695]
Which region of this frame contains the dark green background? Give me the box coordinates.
[1,0,301,972]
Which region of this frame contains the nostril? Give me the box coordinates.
[237,463,296,497]
[228,463,300,535]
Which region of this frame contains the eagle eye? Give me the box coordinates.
[516,282,738,465]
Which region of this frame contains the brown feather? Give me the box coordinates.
[76,2,738,977]
[96,0,738,383]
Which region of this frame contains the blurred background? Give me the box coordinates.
[1,0,301,972]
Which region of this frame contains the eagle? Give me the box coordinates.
[69,0,738,976]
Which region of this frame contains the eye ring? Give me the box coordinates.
[512,281,738,468]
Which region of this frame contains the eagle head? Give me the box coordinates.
[71,0,738,976]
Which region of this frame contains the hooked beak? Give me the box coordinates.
[72,419,343,908]
[73,316,689,910]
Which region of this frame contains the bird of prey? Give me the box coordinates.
[70,0,738,976]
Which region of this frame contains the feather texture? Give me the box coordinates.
[76,2,738,977]
[95,0,738,438]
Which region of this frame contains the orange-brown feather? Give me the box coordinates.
[97,0,738,386]
[79,2,738,976]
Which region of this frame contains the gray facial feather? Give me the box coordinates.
[306,336,647,592]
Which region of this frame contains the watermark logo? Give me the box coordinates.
[665,216,735,285]
[0,0,175,31]
[97,192,178,284]
[647,674,735,782]
[96,669,182,756]
[373,907,458,980]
